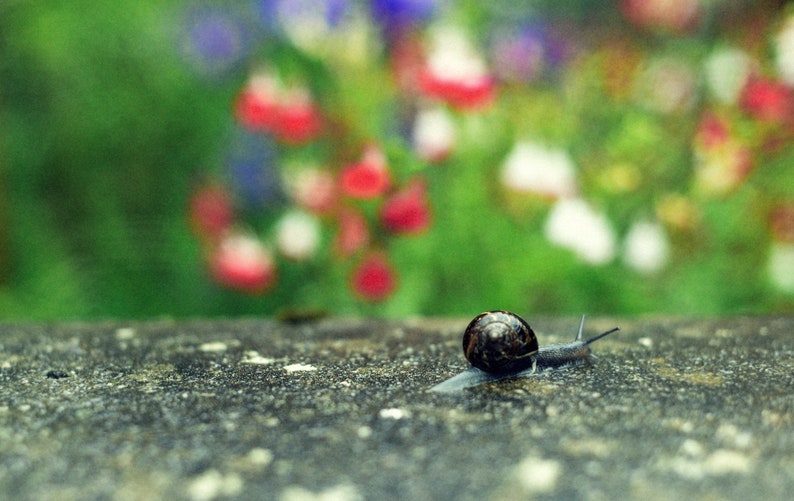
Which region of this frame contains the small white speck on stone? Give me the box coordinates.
[187,469,243,501]
[242,351,275,365]
[280,483,362,501]
[199,342,228,353]
[680,438,705,457]
[115,327,135,340]
[18,404,31,412]
[704,449,753,475]
[638,337,653,348]
[245,448,274,467]
[357,426,373,439]
[514,456,562,494]
[716,423,753,449]
[379,408,411,420]
[284,363,317,373]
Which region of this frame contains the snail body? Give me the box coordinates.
[430,311,619,392]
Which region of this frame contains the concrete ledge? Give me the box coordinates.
[1,316,793,500]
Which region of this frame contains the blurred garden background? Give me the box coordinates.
[1,0,793,320]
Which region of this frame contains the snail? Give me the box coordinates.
[430,311,619,392]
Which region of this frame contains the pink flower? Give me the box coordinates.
[339,146,391,199]
[769,203,794,243]
[334,206,370,257]
[739,76,794,124]
[620,0,703,34]
[189,183,235,241]
[350,252,397,301]
[380,178,431,234]
[286,168,337,215]
[693,112,755,195]
[210,233,277,293]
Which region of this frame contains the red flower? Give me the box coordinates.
[339,146,391,199]
[210,233,277,294]
[234,74,323,144]
[739,76,794,124]
[418,69,496,111]
[273,96,323,144]
[335,206,370,257]
[235,86,280,132]
[189,183,234,240]
[351,252,397,301]
[380,178,431,234]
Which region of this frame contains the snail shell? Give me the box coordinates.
[462,310,538,373]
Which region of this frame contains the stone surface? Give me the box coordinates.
[1,316,793,500]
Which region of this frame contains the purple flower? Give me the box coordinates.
[226,131,283,208]
[490,23,568,82]
[181,7,249,77]
[257,0,351,31]
[370,0,439,38]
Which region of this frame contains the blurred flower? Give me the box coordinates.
[599,42,643,101]
[266,0,352,52]
[622,220,669,274]
[339,146,392,199]
[704,47,754,105]
[693,112,754,195]
[620,0,703,34]
[210,232,277,293]
[634,57,697,114]
[769,202,794,243]
[226,131,282,207]
[739,76,794,124]
[284,167,338,214]
[490,23,566,83]
[350,251,397,300]
[768,242,794,293]
[544,198,616,265]
[656,194,700,233]
[335,206,370,257]
[275,210,321,261]
[418,26,496,110]
[180,6,249,77]
[775,13,794,86]
[235,72,281,131]
[274,89,324,144]
[500,142,577,199]
[412,106,456,162]
[380,178,431,234]
[234,72,323,144]
[768,202,794,292]
[371,0,438,35]
[189,183,235,241]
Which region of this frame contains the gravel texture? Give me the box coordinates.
[1,316,793,500]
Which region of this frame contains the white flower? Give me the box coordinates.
[768,242,794,293]
[275,210,321,261]
[704,47,754,105]
[413,106,456,162]
[500,142,577,198]
[635,57,697,113]
[544,198,616,265]
[426,26,488,82]
[623,220,670,274]
[776,14,794,85]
